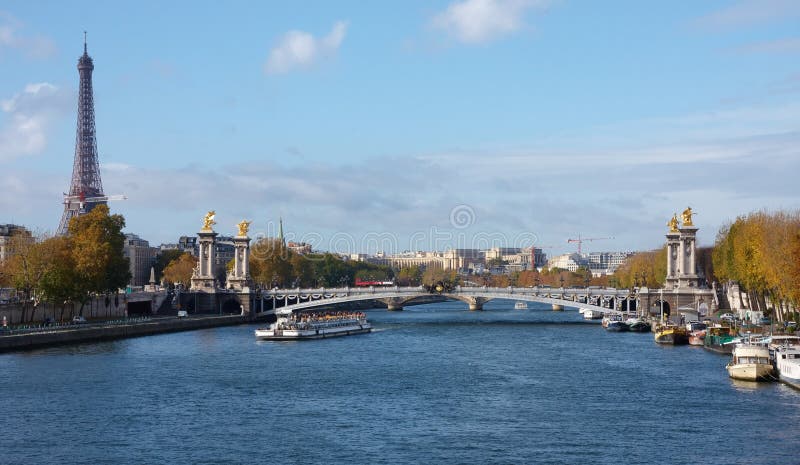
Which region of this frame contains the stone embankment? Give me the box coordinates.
[0,314,267,353]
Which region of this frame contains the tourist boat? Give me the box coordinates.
[686,321,708,346]
[726,336,773,381]
[582,309,603,320]
[772,344,800,389]
[255,309,371,341]
[626,318,651,333]
[514,301,528,310]
[654,324,689,345]
[703,325,737,354]
[606,320,629,332]
[602,314,628,331]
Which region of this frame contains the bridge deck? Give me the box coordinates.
[256,286,630,315]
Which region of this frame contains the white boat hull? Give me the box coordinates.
[726,363,774,381]
[775,346,800,389]
[255,323,372,341]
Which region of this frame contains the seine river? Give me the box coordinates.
[2,301,800,465]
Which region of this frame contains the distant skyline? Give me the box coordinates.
[1,1,799,255]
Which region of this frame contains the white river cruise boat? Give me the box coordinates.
[726,336,774,381]
[255,309,372,341]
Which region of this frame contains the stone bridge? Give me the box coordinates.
[253,286,633,316]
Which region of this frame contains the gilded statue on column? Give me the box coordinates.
[202,210,216,230]
[668,214,679,232]
[237,220,252,237]
[681,207,694,227]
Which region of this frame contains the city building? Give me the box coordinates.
[587,251,635,276]
[215,236,236,268]
[546,253,587,272]
[123,233,159,287]
[0,224,32,263]
[287,241,312,255]
[546,251,634,276]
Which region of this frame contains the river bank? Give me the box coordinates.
[0,314,265,353]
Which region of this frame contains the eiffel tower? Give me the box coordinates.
[57,33,105,235]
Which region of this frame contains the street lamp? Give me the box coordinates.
[559,275,565,289]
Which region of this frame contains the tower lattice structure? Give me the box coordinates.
[57,36,105,235]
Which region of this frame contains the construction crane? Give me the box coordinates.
[566,234,613,255]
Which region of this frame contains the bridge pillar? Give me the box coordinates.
[380,297,405,311]
[466,297,489,311]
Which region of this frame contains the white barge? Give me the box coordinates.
[255,309,372,341]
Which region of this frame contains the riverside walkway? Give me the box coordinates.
[0,314,251,353]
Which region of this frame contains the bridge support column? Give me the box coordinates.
[466,297,489,311]
[380,297,405,311]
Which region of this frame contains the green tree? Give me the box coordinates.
[38,236,82,320]
[250,238,293,287]
[312,253,351,287]
[290,253,314,287]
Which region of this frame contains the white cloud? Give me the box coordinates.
[431,0,548,44]
[0,12,57,58]
[264,21,348,75]
[0,82,72,161]
[6,97,799,253]
[694,0,800,30]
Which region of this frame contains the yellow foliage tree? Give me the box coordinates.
[162,253,197,285]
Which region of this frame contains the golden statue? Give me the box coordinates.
[237,219,252,237]
[681,206,694,227]
[202,211,216,230]
[668,214,679,232]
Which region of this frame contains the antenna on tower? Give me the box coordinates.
[83,31,87,53]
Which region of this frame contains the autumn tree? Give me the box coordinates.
[65,204,130,315]
[38,236,82,320]
[3,232,51,322]
[395,266,422,286]
[422,267,459,291]
[154,249,184,283]
[712,210,800,320]
[613,247,667,289]
[162,253,197,285]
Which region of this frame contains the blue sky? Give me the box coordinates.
[1,0,799,256]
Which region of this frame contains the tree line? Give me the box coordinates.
[712,210,800,320]
[0,205,130,322]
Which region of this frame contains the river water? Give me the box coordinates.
[2,300,799,465]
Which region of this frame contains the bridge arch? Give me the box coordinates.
[256,286,630,317]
